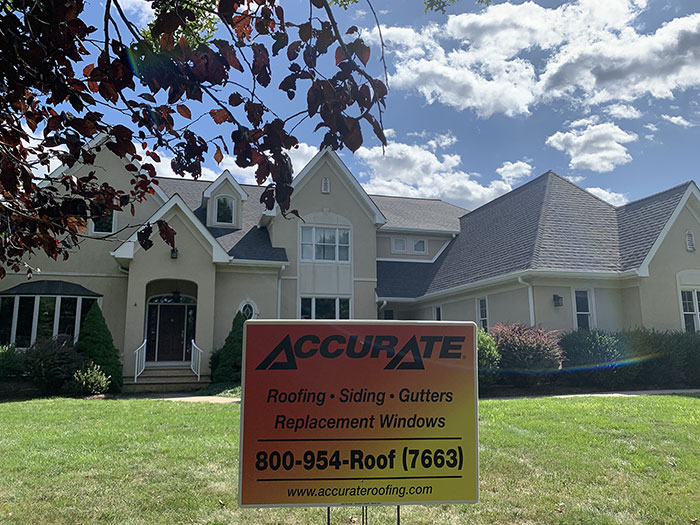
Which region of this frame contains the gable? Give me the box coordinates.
[291,148,386,226]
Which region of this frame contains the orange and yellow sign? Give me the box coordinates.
[238,320,478,507]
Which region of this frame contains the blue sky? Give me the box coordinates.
[99,0,700,210]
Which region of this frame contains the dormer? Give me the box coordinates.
[202,170,248,228]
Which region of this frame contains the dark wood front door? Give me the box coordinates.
[157,305,186,361]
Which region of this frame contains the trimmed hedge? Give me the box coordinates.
[559,328,700,390]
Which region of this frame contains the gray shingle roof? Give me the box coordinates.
[370,194,467,232]
[378,172,693,298]
[156,178,287,262]
[0,280,102,297]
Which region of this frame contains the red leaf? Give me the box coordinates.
[156,220,176,248]
[335,45,348,65]
[137,223,154,250]
[342,116,363,152]
[214,146,223,164]
[355,41,370,66]
[83,64,95,76]
[299,22,311,42]
[346,25,358,35]
[177,104,191,119]
[213,40,244,72]
[125,164,138,172]
[287,41,302,61]
[210,108,233,124]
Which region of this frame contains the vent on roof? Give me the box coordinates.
[686,230,696,252]
[321,177,330,194]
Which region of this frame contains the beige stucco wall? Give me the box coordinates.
[376,234,450,261]
[213,269,279,350]
[268,156,379,319]
[533,285,575,331]
[639,202,700,330]
[122,213,216,375]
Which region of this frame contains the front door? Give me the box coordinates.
[157,305,186,361]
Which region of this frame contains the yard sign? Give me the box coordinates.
[238,320,478,507]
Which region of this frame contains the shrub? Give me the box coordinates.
[491,323,561,387]
[211,311,245,383]
[477,329,500,390]
[71,362,111,395]
[23,336,84,394]
[0,344,24,378]
[76,303,123,393]
[559,330,636,389]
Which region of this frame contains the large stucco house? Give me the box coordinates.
[2,136,700,390]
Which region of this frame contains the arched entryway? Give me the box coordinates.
[145,280,197,362]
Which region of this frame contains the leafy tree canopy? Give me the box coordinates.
[0,0,389,277]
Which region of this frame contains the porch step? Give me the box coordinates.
[122,380,209,394]
[140,367,199,378]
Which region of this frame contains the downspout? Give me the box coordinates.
[277,264,286,319]
[518,276,535,327]
[378,300,387,312]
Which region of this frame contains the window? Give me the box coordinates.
[412,239,427,254]
[92,211,115,234]
[434,306,442,321]
[238,299,259,320]
[384,309,394,320]
[686,231,696,252]
[0,295,99,347]
[392,238,407,253]
[478,298,488,330]
[300,297,351,319]
[574,290,592,330]
[300,226,350,262]
[321,177,331,194]
[216,196,235,224]
[681,290,700,332]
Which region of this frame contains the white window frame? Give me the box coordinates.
[391,237,407,254]
[238,298,259,320]
[0,295,100,347]
[299,296,352,319]
[680,288,700,332]
[476,297,488,331]
[300,226,351,263]
[214,195,236,226]
[572,288,596,330]
[90,210,116,235]
[433,305,442,321]
[411,239,428,254]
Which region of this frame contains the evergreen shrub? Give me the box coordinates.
[211,311,245,383]
[76,303,123,393]
[477,328,500,390]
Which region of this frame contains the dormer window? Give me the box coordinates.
[91,210,115,234]
[216,196,234,225]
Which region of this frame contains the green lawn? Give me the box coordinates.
[0,395,698,524]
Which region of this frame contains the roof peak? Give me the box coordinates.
[618,180,693,208]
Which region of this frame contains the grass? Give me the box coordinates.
[0,394,699,524]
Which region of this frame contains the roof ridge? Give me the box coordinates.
[458,170,553,221]
[529,172,554,269]
[617,180,693,209]
[547,171,617,209]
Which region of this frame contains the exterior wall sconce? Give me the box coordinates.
[553,294,563,307]
[170,248,179,259]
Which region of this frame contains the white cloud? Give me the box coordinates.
[407,130,458,151]
[545,122,638,172]
[586,187,629,206]
[605,104,642,119]
[356,141,511,209]
[119,0,155,26]
[565,175,586,184]
[496,160,533,185]
[661,114,694,127]
[372,1,700,116]
[644,123,658,132]
[569,115,600,128]
[153,143,318,184]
